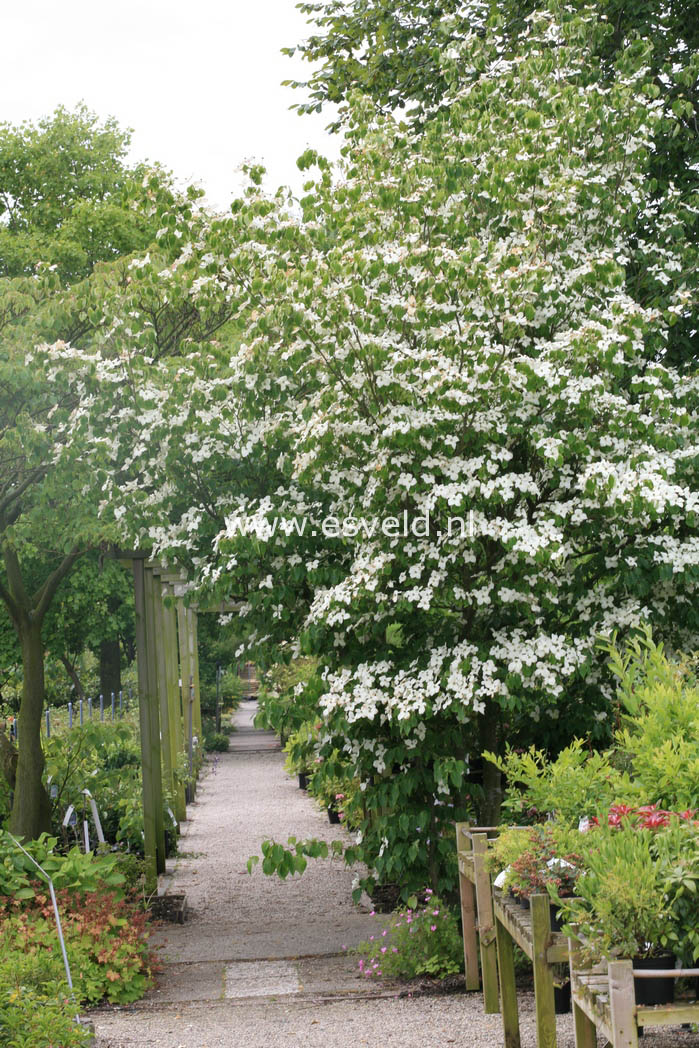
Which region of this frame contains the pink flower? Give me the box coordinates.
[381,947,387,954]
[430,925,437,931]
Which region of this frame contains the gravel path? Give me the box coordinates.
[91,701,698,1048]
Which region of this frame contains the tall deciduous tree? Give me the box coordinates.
[98,8,697,891]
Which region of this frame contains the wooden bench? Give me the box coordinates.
[455,823,501,1009]
[569,948,699,1048]
[494,890,570,1048]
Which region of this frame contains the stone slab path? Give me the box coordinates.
[91,700,694,1047]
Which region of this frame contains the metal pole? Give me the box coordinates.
[7,835,79,1023]
[45,709,50,738]
[119,690,123,717]
[88,697,92,719]
[99,693,104,721]
[68,701,73,729]
[111,691,115,721]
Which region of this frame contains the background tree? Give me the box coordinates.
[0,107,174,838]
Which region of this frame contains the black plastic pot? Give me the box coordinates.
[550,902,565,932]
[554,981,571,1014]
[633,954,675,1007]
[519,895,531,910]
[298,772,309,790]
[327,806,341,825]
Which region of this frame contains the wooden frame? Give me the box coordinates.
[570,950,699,1048]
[455,823,500,1010]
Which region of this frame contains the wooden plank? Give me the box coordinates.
[455,823,480,991]
[496,915,521,1048]
[143,566,167,875]
[132,560,161,891]
[188,609,203,740]
[473,832,500,1014]
[162,586,186,822]
[636,1002,699,1026]
[531,893,557,1048]
[152,575,174,800]
[176,597,194,798]
[493,894,534,961]
[568,939,597,1048]
[608,961,638,1048]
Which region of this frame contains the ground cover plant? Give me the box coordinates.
[356,890,463,981]
[0,832,155,1046]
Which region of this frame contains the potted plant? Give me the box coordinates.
[560,825,676,1005]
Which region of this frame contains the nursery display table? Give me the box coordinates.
[568,949,699,1048]
[493,890,569,1048]
[455,823,501,1009]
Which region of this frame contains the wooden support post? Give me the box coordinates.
[568,937,597,1048]
[473,832,500,1014]
[163,586,186,822]
[151,574,174,802]
[496,914,521,1048]
[609,961,638,1048]
[455,823,480,991]
[176,597,194,798]
[132,560,164,889]
[189,609,202,740]
[143,566,167,875]
[531,893,557,1048]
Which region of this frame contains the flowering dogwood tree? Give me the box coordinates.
[95,8,697,891]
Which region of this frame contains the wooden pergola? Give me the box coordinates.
[116,553,203,889]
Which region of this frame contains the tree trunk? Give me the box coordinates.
[60,654,85,700]
[99,637,121,701]
[478,703,502,826]
[10,617,52,839]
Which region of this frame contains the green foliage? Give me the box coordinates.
[0,887,154,1006]
[0,985,90,1048]
[247,835,344,878]
[0,832,126,900]
[203,731,229,753]
[487,632,699,823]
[283,720,320,775]
[559,825,675,961]
[485,740,627,825]
[43,719,178,856]
[255,658,321,743]
[356,892,463,980]
[0,104,161,283]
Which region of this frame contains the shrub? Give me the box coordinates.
[357,891,463,981]
[203,731,229,753]
[0,985,91,1048]
[0,887,154,1005]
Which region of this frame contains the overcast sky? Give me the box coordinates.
[2,0,341,210]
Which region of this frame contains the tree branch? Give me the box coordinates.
[33,547,84,623]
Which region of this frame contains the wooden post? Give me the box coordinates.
[132,560,164,889]
[176,597,194,798]
[568,936,597,1048]
[609,960,638,1048]
[189,608,202,740]
[455,823,480,991]
[142,565,166,875]
[531,893,557,1048]
[163,585,186,822]
[151,573,174,802]
[496,914,521,1048]
[473,832,500,1014]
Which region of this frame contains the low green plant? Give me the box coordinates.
[0,887,154,1005]
[0,985,91,1048]
[203,731,229,753]
[558,824,672,962]
[356,891,463,980]
[0,832,126,901]
[283,719,320,776]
